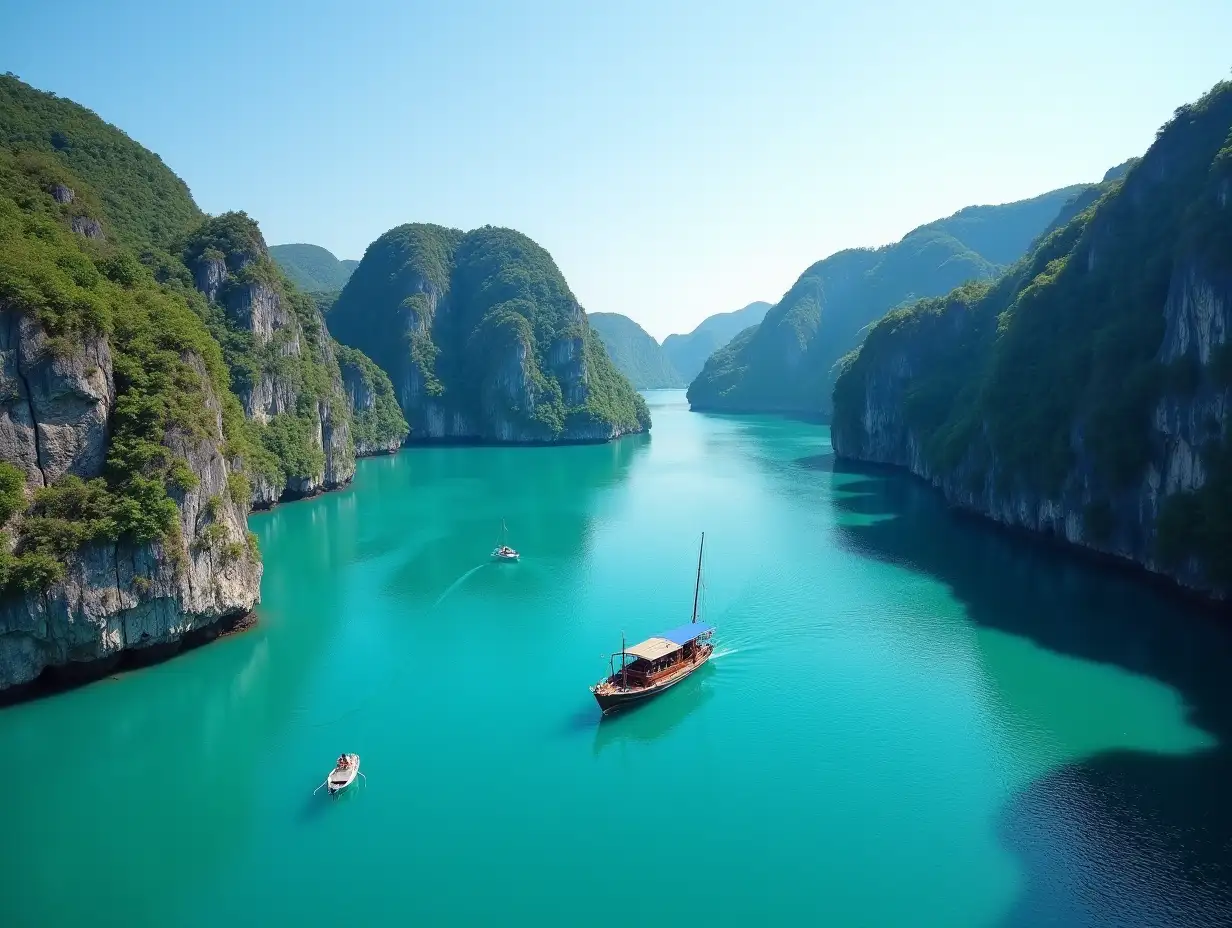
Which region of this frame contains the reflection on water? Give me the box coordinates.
[828,456,1232,926]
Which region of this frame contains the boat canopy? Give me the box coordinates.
[658,622,714,645]
[623,623,714,662]
[624,637,681,661]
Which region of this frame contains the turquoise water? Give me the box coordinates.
[4,390,1232,926]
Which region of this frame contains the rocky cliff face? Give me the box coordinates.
[831,84,1232,599]
[186,214,356,504]
[0,319,260,692]
[329,223,650,443]
[831,259,1229,596]
[0,311,115,486]
[336,345,408,456]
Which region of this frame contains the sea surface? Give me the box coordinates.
[4,390,1232,926]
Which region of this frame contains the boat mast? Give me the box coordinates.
[621,631,627,689]
[691,532,705,623]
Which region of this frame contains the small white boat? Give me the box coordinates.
[325,753,360,795]
[492,520,519,562]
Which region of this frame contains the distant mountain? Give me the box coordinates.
[269,243,357,291]
[662,301,772,383]
[588,313,684,389]
[687,184,1089,416]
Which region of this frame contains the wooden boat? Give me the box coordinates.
[326,753,360,795]
[492,520,520,562]
[590,533,713,714]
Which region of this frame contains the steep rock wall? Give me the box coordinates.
[832,181,1232,598]
[187,216,356,504]
[0,310,115,487]
[0,336,260,692]
[337,349,407,456]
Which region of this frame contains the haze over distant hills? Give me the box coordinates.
[587,313,684,389]
[662,302,772,383]
[687,184,1089,416]
[270,243,358,291]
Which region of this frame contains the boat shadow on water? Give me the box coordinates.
[590,670,716,757]
[297,782,360,824]
[821,456,1232,926]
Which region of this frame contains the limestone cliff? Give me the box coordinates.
[328,224,650,443]
[184,213,356,504]
[333,342,409,456]
[831,81,1232,599]
[0,312,114,486]
[0,314,260,692]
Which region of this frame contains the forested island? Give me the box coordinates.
[328,223,649,443]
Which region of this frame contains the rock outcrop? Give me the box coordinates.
[0,311,115,487]
[329,224,649,443]
[185,213,357,504]
[0,324,260,692]
[831,82,1232,599]
[335,343,408,456]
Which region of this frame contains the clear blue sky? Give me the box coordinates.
[3,1,1230,339]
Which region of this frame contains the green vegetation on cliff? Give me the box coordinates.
[270,243,357,292]
[0,74,202,251]
[832,81,1232,588]
[0,76,402,597]
[587,312,684,389]
[333,342,410,451]
[330,223,649,440]
[0,151,256,590]
[688,186,1089,416]
[180,211,355,495]
[662,301,771,384]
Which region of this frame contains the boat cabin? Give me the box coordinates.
[608,622,714,689]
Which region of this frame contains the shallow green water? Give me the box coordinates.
[5,391,1232,926]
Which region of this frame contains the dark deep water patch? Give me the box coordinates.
[829,456,1232,926]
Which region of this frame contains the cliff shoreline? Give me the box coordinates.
[401,429,648,448]
[835,454,1232,616]
[0,608,257,707]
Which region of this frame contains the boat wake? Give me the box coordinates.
[433,564,487,607]
[709,646,742,660]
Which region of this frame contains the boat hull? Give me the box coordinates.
[326,754,360,795]
[592,647,712,714]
